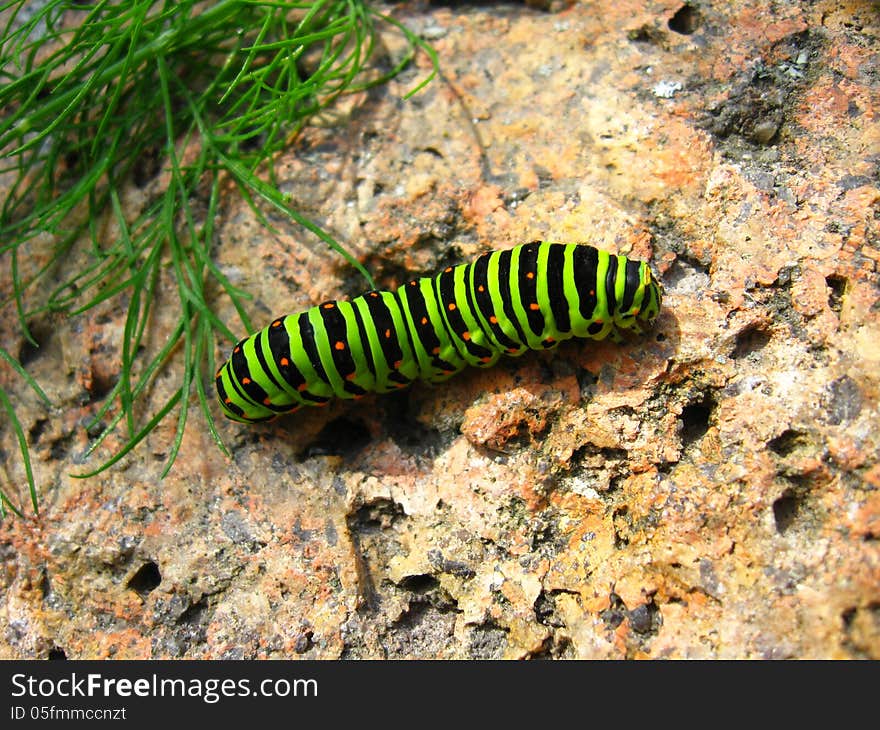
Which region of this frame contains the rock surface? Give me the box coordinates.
[1,0,878,659]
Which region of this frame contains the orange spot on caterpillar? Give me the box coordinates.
[595,318,603,324]
[280,357,290,366]
[526,271,534,279]
[420,317,428,325]
[462,331,471,341]
[444,266,453,272]
[545,337,555,343]
[432,347,440,355]
[345,373,356,381]
[393,360,402,369]
[224,398,232,404]
[480,356,493,363]
[234,346,241,353]
[478,285,485,292]
[448,302,456,311]
[529,303,540,311]
[298,383,308,391]
[272,320,282,327]
[489,316,498,324]
[242,377,251,385]
[369,291,379,298]
[263,397,271,405]
[507,348,518,354]
[410,280,417,287]
[323,303,335,309]
[589,290,595,296]
[335,341,345,351]
[385,329,392,338]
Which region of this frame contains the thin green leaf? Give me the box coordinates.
[0,386,39,515]
[0,347,52,407]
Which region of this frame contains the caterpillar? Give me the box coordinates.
[216,241,662,423]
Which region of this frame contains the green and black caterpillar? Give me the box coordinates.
[216,242,663,423]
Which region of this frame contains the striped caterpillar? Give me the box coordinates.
[216,242,662,423]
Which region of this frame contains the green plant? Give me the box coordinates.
[0,0,437,513]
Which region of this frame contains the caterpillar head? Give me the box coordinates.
[639,264,663,324]
[614,261,663,334]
